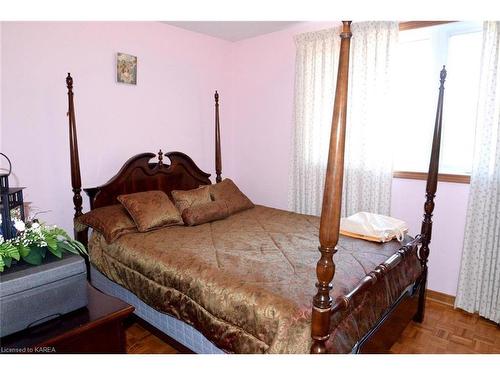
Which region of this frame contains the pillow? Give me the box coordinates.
[209,178,254,215]
[171,185,211,213]
[117,190,183,232]
[182,200,230,226]
[75,205,137,243]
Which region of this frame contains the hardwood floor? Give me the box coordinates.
[390,300,500,354]
[125,299,500,354]
[125,321,178,354]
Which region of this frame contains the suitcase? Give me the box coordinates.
[0,253,88,337]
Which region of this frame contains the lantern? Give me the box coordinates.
[0,153,25,240]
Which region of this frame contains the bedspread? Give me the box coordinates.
[89,205,421,353]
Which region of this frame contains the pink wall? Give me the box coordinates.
[391,179,469,295]
[1,22,231,234]
[1,21,469,296]
[226,22,340,208]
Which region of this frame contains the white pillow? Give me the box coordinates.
[340,212,408,243]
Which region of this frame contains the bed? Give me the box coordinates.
[65,21,446,353]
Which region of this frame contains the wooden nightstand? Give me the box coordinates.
[0,284,134,353]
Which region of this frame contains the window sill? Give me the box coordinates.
[393,171,470,184]
[399,21,456,31]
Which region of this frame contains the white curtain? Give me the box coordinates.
[289,22,398,216]
[455,21,500,324]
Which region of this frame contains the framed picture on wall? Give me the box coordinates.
[117,53,137,85]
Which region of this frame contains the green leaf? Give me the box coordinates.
[72,240,88,256]
[22,247,44,265]
[18,244,30,258]
[54,228,71,240]
[39,246,47,258]
[46,236,58,251]
[59,239,88,257]
[48,243,63,258]
[58,241,79,255]
[3,243,20,261]
[0,256,4,272]
[3,256,12,268]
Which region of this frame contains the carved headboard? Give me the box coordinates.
[84,151,212,210]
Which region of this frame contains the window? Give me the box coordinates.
[393,22,483,176]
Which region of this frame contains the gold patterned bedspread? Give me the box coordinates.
[89,205,421,353]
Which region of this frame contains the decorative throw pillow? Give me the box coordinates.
[182,200,230,226]
[75,204,137,243]
[171,185,211,213]
[117,190,183,232]
[209,178,254,215]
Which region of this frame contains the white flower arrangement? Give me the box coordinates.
[13,220,26,232]
[0,219,87,272]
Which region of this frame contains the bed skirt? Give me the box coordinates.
[90,265,224,354]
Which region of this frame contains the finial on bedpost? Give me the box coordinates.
[340,20,353,39]
[414,65,446,323]
[215,90,222,183]
[158,149,164,166]
[66,72,73,89]
[311,21,352,354]
[440,65,447,83]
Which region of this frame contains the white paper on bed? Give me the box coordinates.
[339,212,408,243]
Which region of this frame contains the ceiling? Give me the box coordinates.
[162,21,301,42]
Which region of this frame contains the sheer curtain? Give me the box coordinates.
[455,21,500,324]
[289,22,398,216]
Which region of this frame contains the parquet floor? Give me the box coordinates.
[390,300,500,354]
[126,322,179,354]
[125,299,500,354]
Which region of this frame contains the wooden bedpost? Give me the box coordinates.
[214,90,222,183]
[66,73,87,245]
[311,21,352,354]
[66,73,83,220]
[414,66,446,323]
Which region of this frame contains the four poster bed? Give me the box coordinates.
[65,21,445,354]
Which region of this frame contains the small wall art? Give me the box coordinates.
[117,53,137,85]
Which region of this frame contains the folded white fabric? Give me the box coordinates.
[340,212,408,243]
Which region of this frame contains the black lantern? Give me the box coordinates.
[0,153,25,240]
